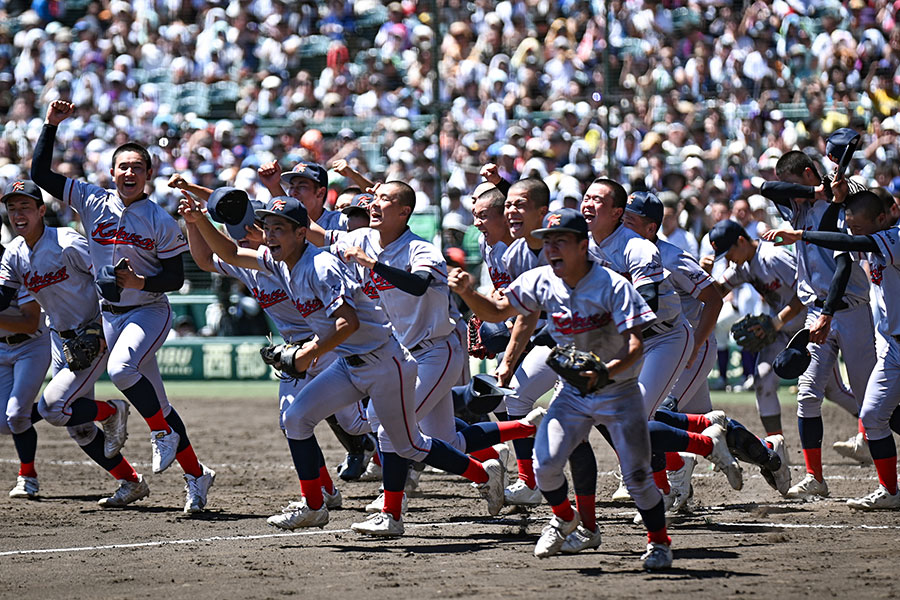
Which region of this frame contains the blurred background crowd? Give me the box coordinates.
[0,0,898,384]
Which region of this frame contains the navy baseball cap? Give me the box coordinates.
[280,160,328,188]
[625,191,663,227]
[451,373,514,415]
[709,219,748,260]
[825,128,861,165]
[341,192,374,215]
[0,180,43,205]
[532,208,589,239]
[773,328,811,379]
[207,187,256,240]
[255,195,309,227]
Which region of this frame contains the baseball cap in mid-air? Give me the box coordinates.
[279,160,328,188]
[341,192,374,215]
[0,180,43,205]
[709,219,748,260]
[773,328,811,379]
[255,195,309,227]
[207,187,256,240]
[451,373,514,415]
[532,208,589,239]
[625,191,664,227]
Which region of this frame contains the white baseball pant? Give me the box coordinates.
[0,333,51,436]
[640,320,693,417]
[859,336,900,441]
[672,333,716,414]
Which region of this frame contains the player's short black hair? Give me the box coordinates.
[477,188,506,212]
[845,190,886,221]
[775,151,818,181]
[591,177,627,209]
[383,180,416,212]
[872,187,896,213]
[509,178,550,209]
[112,143,152,170]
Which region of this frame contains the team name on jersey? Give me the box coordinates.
[871,264,884,286]
[552,311,612,335]
[294,298,324,317]
[23,266,70,292]
[362,280,380,299]
[370,272,395,292]
[252,287,288,309]
[489,267,512,289]
[91,222,156,251]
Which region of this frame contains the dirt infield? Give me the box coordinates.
[1,383,897,599]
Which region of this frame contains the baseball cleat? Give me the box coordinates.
[358,459,382,482]
[763,435,791,496]
[474,458,505,516]
[833,432,872,465]
[847,486,900,510]
[9,475,39,499]
[561,525,602,554]
[322,486,342,509]
[351,512,405,536]
[504,479,542,506]
[667,453,696,513]
[183,465,215,514]
[366,491,408,514]
[338,433,377,481]
[101,399,129,458]
[520,406,547,432]
[99,474,150,508]
[267,499,328,529]
[785,473,829,500]
[494,443,510,490]
[703,410,728,430]
[534,513,580,558]
[151,429,180,474]
[641,542,673,570]
[702,424,743,490]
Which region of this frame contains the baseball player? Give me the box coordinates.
[766,190,900,509]
[761,152,877,498]
[0,180,152,508]
[474,186,513,291]
[31,100,214,511]
[449,208,675,570]
[181,194,510,535]
[175,183,365,511]
[704,219,860,438]
[621,193,723,414]
[258,160,347,231]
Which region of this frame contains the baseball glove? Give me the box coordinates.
[730,314,778,353]
[467,316,493,359]
[260,343,306,379]
[546,344,610,396]
[63,324,104,371]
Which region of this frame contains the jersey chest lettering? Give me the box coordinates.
[362,280,381,299]
[871,263,884,286]
[91,221,156,251]
[369,271,396,292]
[251,287,288,309]
[552,310,612,335]
[294,297,324,317]
[23,266,70,292]
[489,267,512,289]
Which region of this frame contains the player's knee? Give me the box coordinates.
[37,399,69,427]
[6,413,32,435]
[860,405,886,433]
[67,422,97,447]
[108,363,140,390]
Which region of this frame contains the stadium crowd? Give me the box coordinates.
[1,0,900,382]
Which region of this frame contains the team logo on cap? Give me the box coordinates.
[547,214,561,227]
[272,199,287,211]
[627,194,636,204]
[12,181,25,192]
[293,163,307,173]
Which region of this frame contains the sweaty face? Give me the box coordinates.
[112,151,150,202]
[622,211,656,240]
[504,188,545,239]
[5,196,45,239]
[542,231,587,279]
[473,196,508,245]
[580,182,622,230]
[263,215,305,261]
[368,185,409,229]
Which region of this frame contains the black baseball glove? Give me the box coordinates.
[546,344,610,396]
[63,324,104,371]
[260,343,306,379]
[730,314,778,353]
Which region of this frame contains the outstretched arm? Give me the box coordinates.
[31,100,76,198]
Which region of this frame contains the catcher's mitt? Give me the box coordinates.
[730,314,778,353]
[546,344,610,396]
[260,343,306,379]
[467,316,493,359]
[63,324,104,371]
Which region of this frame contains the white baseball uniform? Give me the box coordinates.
[480,237,512,290]
[504,263,662,510]
[589,225,692,415]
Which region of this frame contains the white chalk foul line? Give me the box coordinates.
[0,519,489,558]
[713,521,900,531]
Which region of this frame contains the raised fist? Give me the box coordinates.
[46,100,75,126]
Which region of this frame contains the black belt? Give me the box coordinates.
[345,354,366,367]
[642,320,676,340]
[0,333,32,345]
[102,304,141,315]
[58,329,77,339]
